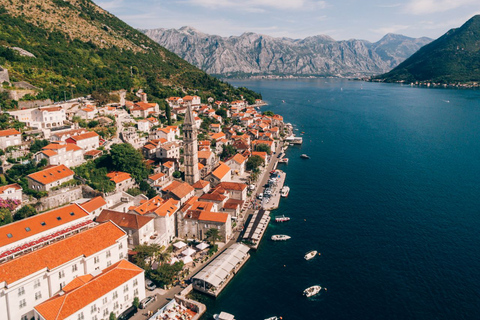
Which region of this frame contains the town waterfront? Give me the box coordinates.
[198,79,480,319]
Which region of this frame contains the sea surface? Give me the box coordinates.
[196,79,480,320]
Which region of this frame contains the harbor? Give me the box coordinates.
[242,209,271,249]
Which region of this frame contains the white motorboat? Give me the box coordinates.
[271,234,291,241]
[303,285,322,297]
[278,157,289,164]
[281,186,290,197]
[265,317,279,320]
[300,154,310,159]
[304,250,318,260]
[275,215,290,222]
[213,312,235,320]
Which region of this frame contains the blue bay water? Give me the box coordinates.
[198,79,480,320]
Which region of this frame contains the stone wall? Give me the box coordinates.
[36,186,83,212]
[0,67,9,84]
[18,99,53,109]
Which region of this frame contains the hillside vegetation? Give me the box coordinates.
[0,0,260,102]
[374,15,480,83]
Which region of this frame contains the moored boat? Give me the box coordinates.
[213,312,235,320]
[303,285,322,297]
[275,215,290,222]
[271,234,291,241]
[281,186,290,197]
[278,157,289,164]
[265,317,279,320]
[304,250,318,260]
[300,154,310,159]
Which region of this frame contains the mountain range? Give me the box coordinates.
[375,15,480,83]
[143,27,432,78]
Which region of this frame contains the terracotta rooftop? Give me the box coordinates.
[132,195,164,215]
[0,129,21,137]
[80,196,106,213]
[163,181,194,200]
[212,162,231,180]
[27,164,74,185]
[34,260,143,320]
[0,183,22,194]
[198,150,213,160]
[69,131,99,141]
[192,180,210,189]
[198,211,229,223]
[199,192,227,202]
[223,199,244,210]
[0,221,125,285]
[96,209,153,229]
[230,153,247,164]
[106,171,132,184]
[217,182,248,191]
[153,198,179,217]
[148,172,165,181]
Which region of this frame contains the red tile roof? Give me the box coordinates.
[34,260,143,320]
[212,162,231,180]
[106,171,132,184]
[0,183,22,194]
[0,129,21,137]
[217,182,247,191]
[198,211,229,223]
[27,164,74,185]
[0,221,125,285]
[80,196,107,213]
[70,131,99,141]
[96,209,154,229]
[192,180,210,189]
[148,172,165,181]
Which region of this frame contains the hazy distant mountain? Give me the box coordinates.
[375,15,480,83]
[142,27,432,77]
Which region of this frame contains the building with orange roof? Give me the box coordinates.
[106,172,135,193]
[34,142,84,167]
[97,209,155,246]
[0,183,22,202]
[79,196,107,217]
[0,203,92,258]
[206,162,232,186]
[131,101,159,118]
[27,164,75,192]
[182,95,201,107]
[226,153,247,176]
[251,151,268,166]
[162,181,194,206]
[142,138,167,159]
[208,131,226,142]
[75,105,97,120]
[192,180,211,196]
[137,118,151,132]
[181,209,231,241]
[50,128,88,142]
[147,172,169,191]
[34,260,145,320]
[161,161,177,177]
[157,141,180,160]
[217,182,248,201]
[0,221,127,320]
[65,131,100,151]
[0,129,21,149]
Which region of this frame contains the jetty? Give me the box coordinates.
[262,170,286,210]
[285,135,303,145]
[242,209,271,249]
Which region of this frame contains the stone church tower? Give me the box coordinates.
[183,105,200,185]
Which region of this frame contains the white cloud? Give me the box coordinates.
[186,0,328,11]
[371,24,410,35]
[404,0,478,15]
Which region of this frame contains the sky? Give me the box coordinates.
[94,0,480,42]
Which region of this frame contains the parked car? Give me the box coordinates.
[118,306,137,320]
[139,296,155,309]
[257,193,263,200]
[145,279,156,291]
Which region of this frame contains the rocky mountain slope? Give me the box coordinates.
[375,15,480,83]
[143,27,432,77]
[0,0,259,102]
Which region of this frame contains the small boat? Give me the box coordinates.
[300,154,310,159]
[278,158,289,164]
[275,215,290,222]
[304,250,318,260]
[271,234,291,241]
[213,312,235,320]
[303,285,322,297]
[265,317,279,320]
[281,186,290,197]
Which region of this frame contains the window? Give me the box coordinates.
[18,286,25,296]
[112,291,118,299]
[123,284,128,292]
[134,288,138,296]
[113,302,119,310]
[25,227,31,232]
[103,297,108,304]
[19,299,26,308]
[119,243,123,250]
[60,281,65,290]
[91,304,97,313]
[56,216,62,221]
[59,270,65,279]
[7,233,12,238]
[103,309,109,317]
[72,264,78,272]
[94,256,100,264]
[70,212,75,216]
[133,279,138,286]
[77,312,84,320]
[106,250,111,258]
[35,291,42,300]
[107,261,111,267]
[124,294,129,302]
[119,253,124,259]
[41,222,46,226]
[34,279,41,289]
[92,316,98,320]
[21,316,28,320]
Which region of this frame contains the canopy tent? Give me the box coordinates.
[196,242,209,250]
[181,247,196,256]
[181,255,193,264]
[173,241,187,249]
[169,257,179,265]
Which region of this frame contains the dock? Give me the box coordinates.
[262,170,286,211]
[242,209,271,249]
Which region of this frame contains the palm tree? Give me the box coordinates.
[156,251,171,266]
[205,228,222,246]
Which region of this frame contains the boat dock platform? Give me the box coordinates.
[285,135,303,144]
[262,170,286,211]
[242,209,271,250]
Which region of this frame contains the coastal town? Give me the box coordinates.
[0,89,296,320]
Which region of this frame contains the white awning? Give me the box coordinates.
[181,255,193,264]
[196,242,209,250]
[181,247,196,256]
[173,241,187,249]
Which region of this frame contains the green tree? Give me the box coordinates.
[172,171,182,179]
[126,188,142,196]
[220,145,236,161]
[91,89,110,106]
[109,312,117,320]
[148,262,184,287]
[110,143,149,181]
[30,139,49,153]
[262,110,275,117]
[133,244,162,269]
[87,120,99,128]
[0,208,12,226]
[132,297,140,309]
[215,108,227,118]
[246,155,264,171]
[255,143,271,155]
[205,228,222,245]
[14,205,37,221]
[165,103,172,125]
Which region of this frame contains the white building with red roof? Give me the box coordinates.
[0,221,127,320]
[27,164,75,192]
[106,172,135,193]
[34,142,84,167]
[34,260,145,320]
[0,183,22,202]
[65,131,100,151]
[226,153,247,176]
[0,129,21,149]
[75,105,97,120]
